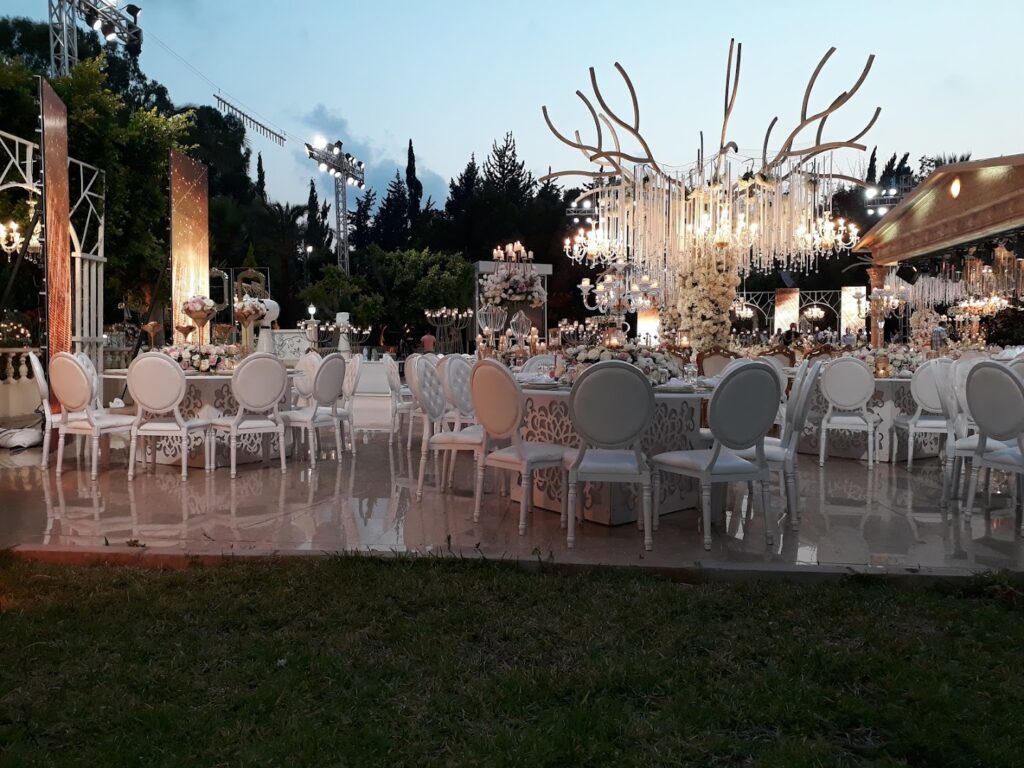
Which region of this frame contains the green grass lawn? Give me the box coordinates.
[1,555,1023,767]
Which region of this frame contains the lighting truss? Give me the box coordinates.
[48,0,143,77]
[303,139,365,273]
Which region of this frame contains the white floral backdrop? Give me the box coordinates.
[673,255,740,350]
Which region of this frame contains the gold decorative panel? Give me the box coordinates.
[40,78,70,364]
[774,288,799,334]
[170,150,209,340]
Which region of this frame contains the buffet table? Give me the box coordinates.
[517,385,712,525]
[103,369,297,468]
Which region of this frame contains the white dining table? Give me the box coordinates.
[102,368,301,468]
[516,384,714,525]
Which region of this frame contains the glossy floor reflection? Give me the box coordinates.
[1,434,1022,574]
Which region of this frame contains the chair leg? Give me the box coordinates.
[760,478,774,547]
[567,479,577,548]
[204,430,212,473]
[349,418,358,455]
[940,453,954,509]
[818,425,827,467]
[41,424,51,470]
[433,448,441,491]
[652,471,661,531]
[560,471,568,529]
[473,455,485,522]
[230,434,238,479]
[519,470,532,535]
[984,467,992,505]
[334,423,343,462]
[56,429,65,475]
[701,482,713,550]
[406,413,414,451]
[784,466,799,528]
[416,428,429,502]
[641,476,653,551]
[907,428,915,470]
[180,433,188,481]
[279,430,287,474]
[90,434,100,480]
[866,427,874,468]
[128,432,137,480]
[964,459,980,521]
[308,426,317,468]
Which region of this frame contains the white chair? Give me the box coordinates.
[49,352,135,479]
[520,354,555,374]
[442,355,478,488]
[416,356,484,500]
[75,351,101,408]
[383,354,415,445]
[818,357,880,468]
[735,360,823,528]
[404,353,427,450]
[651,361,781,550]
[891,359,948,469]
[280,353,347,469]
[27,351,60,469]
[210,353,288,478]
[963,361,1024,525]
[339,354,361,453]
[470,359,567,533]
[1009,355,1024,380]
[563,360,655,550]
[126,352,212,480]
[292,350,322,408]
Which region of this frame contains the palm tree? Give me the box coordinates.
[264,202,307,325]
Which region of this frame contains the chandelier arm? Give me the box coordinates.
[540,169,617,182]
[764,51,876,173]
[717,39,742,177]
[576,90,604,149]
[588,64,668,180]
[761,116,778,170]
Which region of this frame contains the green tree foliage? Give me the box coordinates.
[255,152,267,202]
[406,139,423,227]
[865,147,877,184]
[373,172,410,251]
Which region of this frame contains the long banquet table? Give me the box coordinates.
[102,369,298,467]
[516,385,713,525]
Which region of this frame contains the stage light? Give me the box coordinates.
[876,206,888,215]
[318,162,328,172]
[865,187,877,199]
[125,4,142,23]
[101,21,117,40]
[312,135,328,150]
[84,8,100,29]
[867,208,875,215]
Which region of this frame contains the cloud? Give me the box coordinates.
[300,104,448,209]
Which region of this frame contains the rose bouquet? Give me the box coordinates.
[233,295,267,324]
[183,295,217,345]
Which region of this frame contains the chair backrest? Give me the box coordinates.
[447,355,475,417]
[405,353,423,403]
[765,345,796,367]
[805,345,837,361]
[967,361,1024,442]
[785,360,824,445]
[909,359,944,414]
[521,354,555,374]
[422,352,440,367]
[417,355,450,422]
[954,357,984,421]
[49,352,94,414]
[755,356,787,397]
[127,352,186,414]
[708,361,781,451]
[231,353,287,413]
[820,357,874,411]
[569,360,654,449]
[343,354,361,400]
[313,353,346,406]
[27,350,49,407]
[383,354,402,395]
[471,359,524,440]
[293,350,322,399]
[932,358,960,423]
[1009,355,1024,382]
[697,345,739,377]
[75,351,101,407]
[436,356,455,407]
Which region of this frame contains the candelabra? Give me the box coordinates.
[578,258,660,325]
[563,225,620,267]
[425,307,473,354]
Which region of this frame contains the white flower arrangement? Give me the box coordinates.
[162,343,240,373]
[479,271,547,308]
[672,255,740,350]
[563,342,684,385]
[183,295,216,315]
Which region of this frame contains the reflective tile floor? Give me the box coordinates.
[1,432,1023,575]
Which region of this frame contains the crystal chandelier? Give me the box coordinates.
[803,305,826,321]
[564,224,619,267]
[802,211,859,257]
[730,297,754,319]
[0,220,25,258]
[578,258,660,317]
[950,294,1009,319]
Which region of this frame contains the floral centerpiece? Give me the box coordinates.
[163,343,240,374]
[479,270,547,308]
[183,295,217,346]
[564,341,684,385]
[670,254,740,350]
[233,295,266,354]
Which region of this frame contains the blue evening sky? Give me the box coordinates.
[7,1,1024,208]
